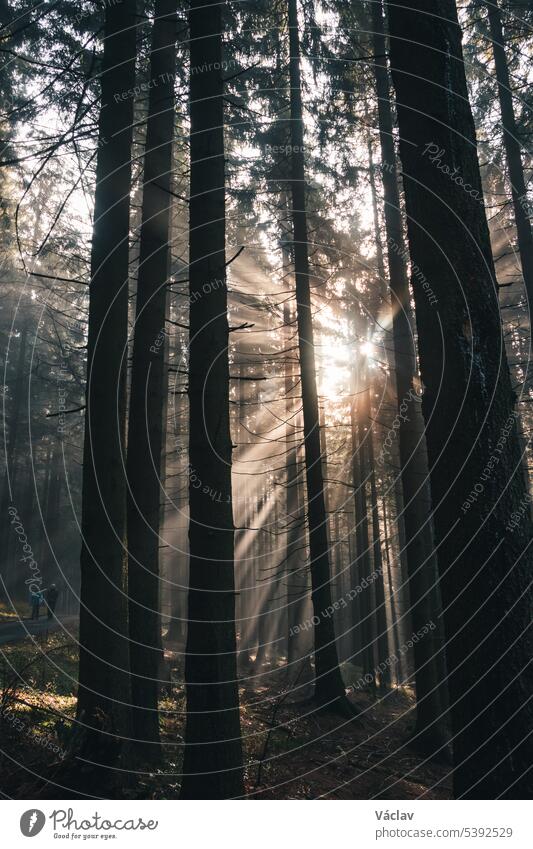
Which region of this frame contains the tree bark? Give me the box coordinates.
[386,0,533,798]
[485,0,533,307]
[76,0,137,767]
[372,0,449,752]
[126,0,178,763]
[180,0,244,799]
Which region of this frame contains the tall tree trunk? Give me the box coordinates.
[126,0,178,763]
[76,0,137,768]
[1,320,27,588]
[381,491,404,683]
[287,0,351,712]
[386,0,533,798]
[284,300,308,673]
[365,385,391,688]
[235,362,257,672]
[372,0,449,752]
[166,385,187,645]
[42,444,61,585]
[254,486,274,669]
[332,510,347,661]
[37,444,52,579]
[485,0,533,306]
[10,456,36,603]
[348,362,364,666]
[366,150,393,689]
[180,0,244,799]
[281,222,309,673]
[352,356,376,684]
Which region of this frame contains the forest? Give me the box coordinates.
[0,0,532,803]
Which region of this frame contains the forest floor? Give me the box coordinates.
[0,633,452,799]
[236,661,453,799]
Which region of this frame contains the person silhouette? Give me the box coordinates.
[45,584,59,620]
[29,588,43,620]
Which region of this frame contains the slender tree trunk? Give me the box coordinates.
[390,446,413,665]
[76,0,137,767]
[37,444,52,577]
[318,401,330,528]
[1,321,27,588]
[386,0,533,798]
[255,487,274,668]
[6,320,26,479]
[382,492,404,683]
[235,364,256,672]
[126,0,177,763]
[366,142,396,689]
[42,444,61,584]
[166,385,187,645]
[8,457,34,602]
[365,386,391,688]
[234,359,247,665]
[180,0,244,799]
[348,364,364,665]
[281,215,309,673]
[485,0,533,305]
[332,510,344,659]
[284,301,308,672]
[352,356,376,684]
[372,0,449,752]
[287,0,350,712]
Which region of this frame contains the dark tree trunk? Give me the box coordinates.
[1,321,27,587]
[485,0,533,305]
[366,142,397,690]
[37,444,52,579]
[254,491,274,669]
[76,0,137,767]
[9,457,36,602]
[365,387,391,689]
[6,321,26,479]
[285,302,309,673]
[42,444,61,584]
[381,492,404,683]
[386,0,533,798]
[287,0,350,712]
[235,363,257,672]
[371,0,449,753]
[350,357,375,682]
[180,0,244,799]
[126,0,178,763]
[165,385,187,645]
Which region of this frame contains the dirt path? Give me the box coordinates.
[0,615,78,646]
